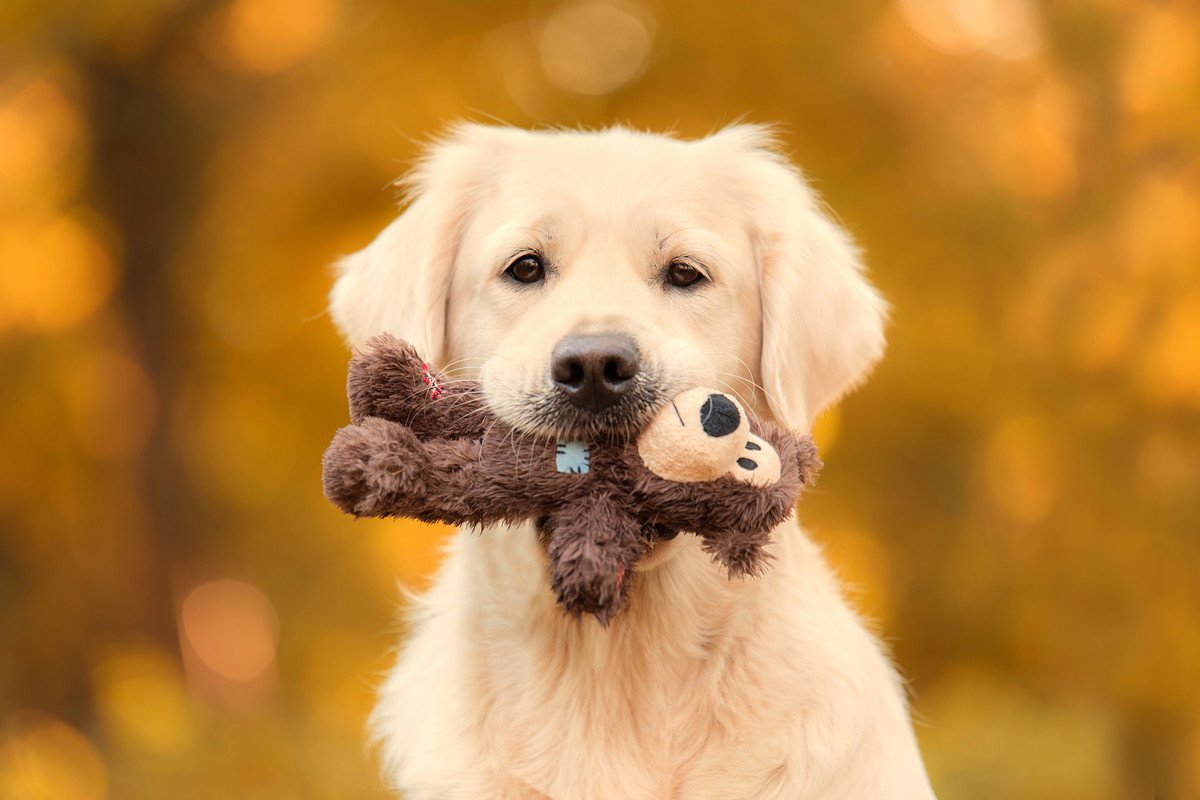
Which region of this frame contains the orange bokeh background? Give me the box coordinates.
[2,1,1198,797]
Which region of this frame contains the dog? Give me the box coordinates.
[329,123,937,799]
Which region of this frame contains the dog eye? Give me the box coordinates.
[665,261,704,289]
[505,254,545,284]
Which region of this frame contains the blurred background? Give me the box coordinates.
[1,0,1197,797]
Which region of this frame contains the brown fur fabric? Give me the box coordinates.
[323,334,821,624]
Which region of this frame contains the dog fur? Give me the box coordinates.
[330,123,936,799]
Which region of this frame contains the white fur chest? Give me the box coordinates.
[370,522,934,800]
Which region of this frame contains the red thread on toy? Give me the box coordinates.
[421,362,444,400]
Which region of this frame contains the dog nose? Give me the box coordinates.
[699,394,741,437]
[551,334,640,412]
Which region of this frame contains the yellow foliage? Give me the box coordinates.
[1,0,1197,796]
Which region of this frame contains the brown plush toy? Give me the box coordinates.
[322,334,821,624]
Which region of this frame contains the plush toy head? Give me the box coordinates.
[638,387,781,487]
[323,334,820,623]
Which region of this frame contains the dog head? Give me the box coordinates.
[330,124,887,437]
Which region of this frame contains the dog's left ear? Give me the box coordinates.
[329,123,505,361]
[712,125,888,431]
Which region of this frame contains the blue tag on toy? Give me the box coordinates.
[555,440,590,474]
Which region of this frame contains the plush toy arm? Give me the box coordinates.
[346,334,490,438]
[322,417,541,526]
[543,495,651,626]
[691,527,777,579]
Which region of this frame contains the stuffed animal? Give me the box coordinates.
[322,334,821,624]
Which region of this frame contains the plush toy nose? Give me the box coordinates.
[700,394,741,437]
[551,334,640,412]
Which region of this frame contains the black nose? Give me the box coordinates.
[551,334,640,412]
[699,394,740,437]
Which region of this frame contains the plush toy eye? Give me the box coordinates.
[699,394,741,437]
[505,254,546,284]
[665,261,705,288]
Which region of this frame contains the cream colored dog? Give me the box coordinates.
[330,123,936,799]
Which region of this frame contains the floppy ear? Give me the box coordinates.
[329,125,497,361]
[718,126,888,431]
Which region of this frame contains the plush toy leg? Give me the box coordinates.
[323,417,521,525]
[347,334,490,438]
[323,418,431,518]
[544,495,651,625]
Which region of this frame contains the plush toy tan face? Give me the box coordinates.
[637,388,782,487]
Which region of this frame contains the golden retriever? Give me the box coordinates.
[330,123,936,799]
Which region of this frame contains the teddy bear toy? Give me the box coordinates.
[322,334,820,624]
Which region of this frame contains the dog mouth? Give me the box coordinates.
[490,373,670,442]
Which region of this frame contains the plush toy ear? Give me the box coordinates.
[710,126,888,432]
[329,124,501,362]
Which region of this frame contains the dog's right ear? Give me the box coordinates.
[707,124,888,432]
[329,124,499,361]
